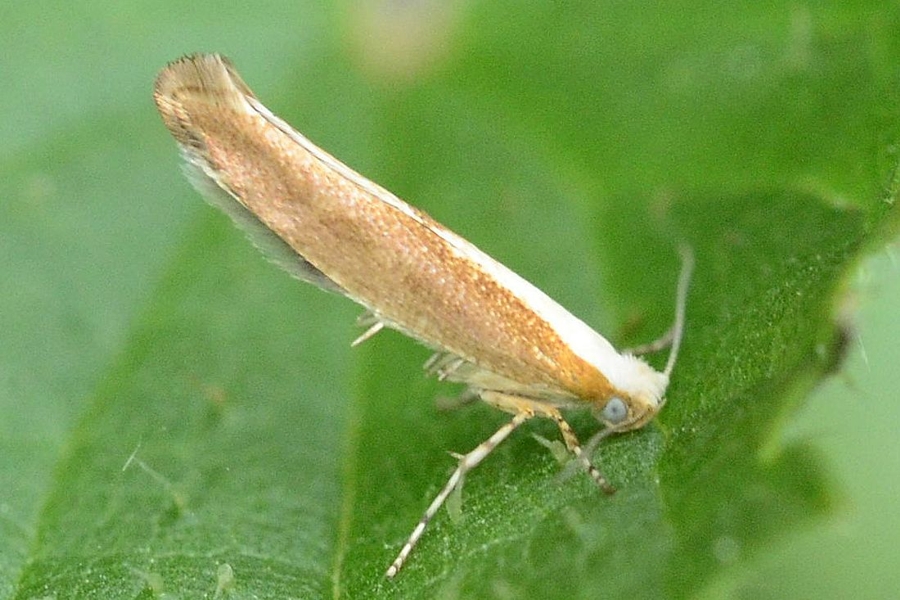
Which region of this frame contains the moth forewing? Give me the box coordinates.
[153,53,692,579]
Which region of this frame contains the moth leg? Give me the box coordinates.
[351,321,384,347]
[422,351,444,372]
[481,391,615,494]
[385,410,533,578]
[423,352,467,381]
[621,325,674,356]
[548,409,615,494]
[624,243,694,373]
[351,312,385,347]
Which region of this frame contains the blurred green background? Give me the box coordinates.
[1,1,898,598]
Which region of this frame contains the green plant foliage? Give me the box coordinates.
[1,1,898,599]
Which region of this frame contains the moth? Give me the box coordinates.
[153,53,693,577]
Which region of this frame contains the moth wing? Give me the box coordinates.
[424,351,581,407]
[182,159,348,296]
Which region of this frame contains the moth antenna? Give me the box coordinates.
[664,244,694,378]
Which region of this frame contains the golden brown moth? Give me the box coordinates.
[153,53,693,578]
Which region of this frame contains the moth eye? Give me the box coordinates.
[601,397,628,424]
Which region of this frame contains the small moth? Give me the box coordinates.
[153,53,693,578]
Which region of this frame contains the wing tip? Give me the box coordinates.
[153,53,236,101]
[153,53,253,147]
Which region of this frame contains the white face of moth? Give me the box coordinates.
[596,354,669,431]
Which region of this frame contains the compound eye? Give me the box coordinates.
[601,397,628,424]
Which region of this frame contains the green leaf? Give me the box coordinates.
[3,1,899,599]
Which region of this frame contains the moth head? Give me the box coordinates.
[595,354,669,431]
